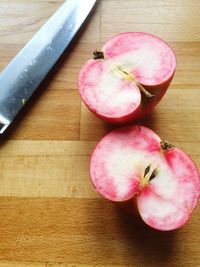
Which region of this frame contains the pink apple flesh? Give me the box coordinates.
[78,32,176,123]
[90,126,200,231]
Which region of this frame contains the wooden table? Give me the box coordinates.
[0,0,199,266]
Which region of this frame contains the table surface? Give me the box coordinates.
[0,0,200,266]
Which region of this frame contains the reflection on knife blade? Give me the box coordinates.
[0,0,97,134]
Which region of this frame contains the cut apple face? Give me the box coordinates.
[78,32,176,123]
[90,126,200,231]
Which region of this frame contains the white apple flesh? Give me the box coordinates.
[90,125,200,231]
[78,32,176,123]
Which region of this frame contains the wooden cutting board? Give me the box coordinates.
[0,0,200,266]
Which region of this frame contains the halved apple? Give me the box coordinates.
[79,32,176,123]
[90,125,200,231]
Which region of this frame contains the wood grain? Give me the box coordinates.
[0,140,97,198]
[101,0,200,42]
[0,197,199,266]
[0,0,200,266]
[0,262,44,267]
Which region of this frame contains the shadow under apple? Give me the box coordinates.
[113,201,178,266]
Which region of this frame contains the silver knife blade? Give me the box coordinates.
[0,0,97,134]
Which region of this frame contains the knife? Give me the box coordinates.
[0,0,97,134]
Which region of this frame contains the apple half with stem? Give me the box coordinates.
[90,125,200,231]
[78,32,176,123]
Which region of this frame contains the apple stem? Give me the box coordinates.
[161,140,174,151]
[115,65,154,99]
[136,83,154,99]
[140,165,158,188]
[93,50,104,60]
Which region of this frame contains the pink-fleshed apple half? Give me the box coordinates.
[90,125,200,231]
[78,32,176,123]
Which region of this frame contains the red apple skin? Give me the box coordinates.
[78,32,176,123]
[90,125,200,231]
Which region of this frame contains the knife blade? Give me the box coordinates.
[0,0,97,134]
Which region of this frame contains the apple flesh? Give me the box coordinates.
[90,125,200,230]
[78,32,176,123]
